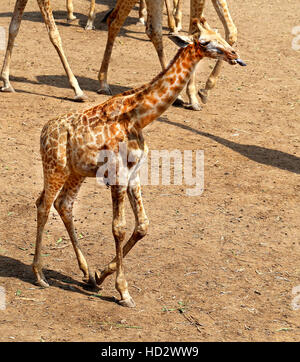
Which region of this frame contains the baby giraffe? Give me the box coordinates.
[33,17,245,308]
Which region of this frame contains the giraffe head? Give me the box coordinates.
[169,17,246,66]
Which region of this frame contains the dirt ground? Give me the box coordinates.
[0,0,299,342]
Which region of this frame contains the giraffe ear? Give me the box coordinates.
[168,34,193,48]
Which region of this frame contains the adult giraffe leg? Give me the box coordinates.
[185,0,206,110]
[198,0,237,104]
[0,0,28,93]
[144,0,187,106]
[66,0,76,22]
[36,0,87,101]
[85,0,96,30]
[138,0,147,25]
[54,173,97,288]
[186,65,201,110]
[145,0,166,69]
[97,0,168,95]
[165,0,176,33]
[95,176,149,292]
[97,0,137,95]
[173,0,182,32]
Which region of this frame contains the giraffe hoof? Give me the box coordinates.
[97,87,113,96]
[0,85,15,93]
[186,103,202,111]
[95,270,101,285]
[74,93,88,102]
[83,274,98,290]
[67,16,77,23]
[137,18,146,26]
[95,269,113,286]
[32,265,50,288]
[85,25,95,31]
[35,278,50,288]
[198,89,208,104]
[85,22,95,30]
[119,297,136,308]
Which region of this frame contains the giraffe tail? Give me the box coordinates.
[101,8,114,24]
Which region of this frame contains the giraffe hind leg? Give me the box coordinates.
[66,0,76,22]
[37,0,87,101]
[85,0,96,30]
[54,173,97,289]
[199,0,237,104]
[97,0,137,95]
[32,173,67,288]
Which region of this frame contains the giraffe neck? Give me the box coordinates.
[132,44,203,129]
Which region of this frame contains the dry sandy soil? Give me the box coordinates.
[0,0,299,342]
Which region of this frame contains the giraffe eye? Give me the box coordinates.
[200,40,210,46]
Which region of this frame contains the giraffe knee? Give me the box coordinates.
[228,27,237,45]
[112,222,126,241]
[136,219,149,238]
[206,77,217,90]
[145,26,153,41]
[9,21,20,37]
[53,197,62,213]
[49,29,62,48]
[35,191,45,208]
[54,196,71,218]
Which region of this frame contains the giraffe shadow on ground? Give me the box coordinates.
[0,7,171,41]
[158,117,300,174]
[0,7,150,32]
[0,254,116,304]
[8,74,131,100]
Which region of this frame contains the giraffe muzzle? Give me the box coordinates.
[235,58,247,66]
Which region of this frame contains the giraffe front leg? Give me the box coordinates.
[95,177,149,309]
[198,60,223,104]
[173,0,182,33]
[0,0,28,93]
[138,0,147,26]
[186,65,202,111]
[165,0,176,33]
[213,0,237,46]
